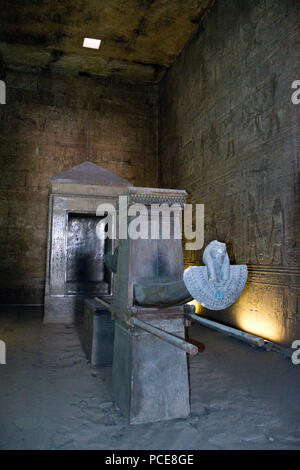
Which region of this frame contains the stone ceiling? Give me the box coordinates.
[0,0,215,83]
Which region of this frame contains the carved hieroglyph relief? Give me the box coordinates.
[269,198,286,265]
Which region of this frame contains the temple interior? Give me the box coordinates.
[0,0,300,450]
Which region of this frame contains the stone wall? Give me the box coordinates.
[0,70,158,304]
[159,0,300,345]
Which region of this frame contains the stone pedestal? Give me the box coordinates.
[112,317,190,424]
[83,299,115,366]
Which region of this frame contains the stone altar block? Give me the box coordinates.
[83,298,114,366]
[113,315,190,424]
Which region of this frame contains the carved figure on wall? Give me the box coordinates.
[247,193,264,263]
[242,91,265,136]
[183,240,248,310]
[207,123,220,165]
[269,198,285,265]
[267,73,280,140]
[215,194,235,244]
[242,74,280,141]
[222,107,235,160]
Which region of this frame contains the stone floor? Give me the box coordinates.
[0,306,300,450]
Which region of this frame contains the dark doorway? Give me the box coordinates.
[66,213,111,295]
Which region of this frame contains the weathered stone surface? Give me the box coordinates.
[82,299,114,367]
[0,0,215,83]
[113,317,190,424]
[0,70,158,305]
[159,0,300,345]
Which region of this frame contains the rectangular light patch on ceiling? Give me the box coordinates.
[83,38,101,49]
